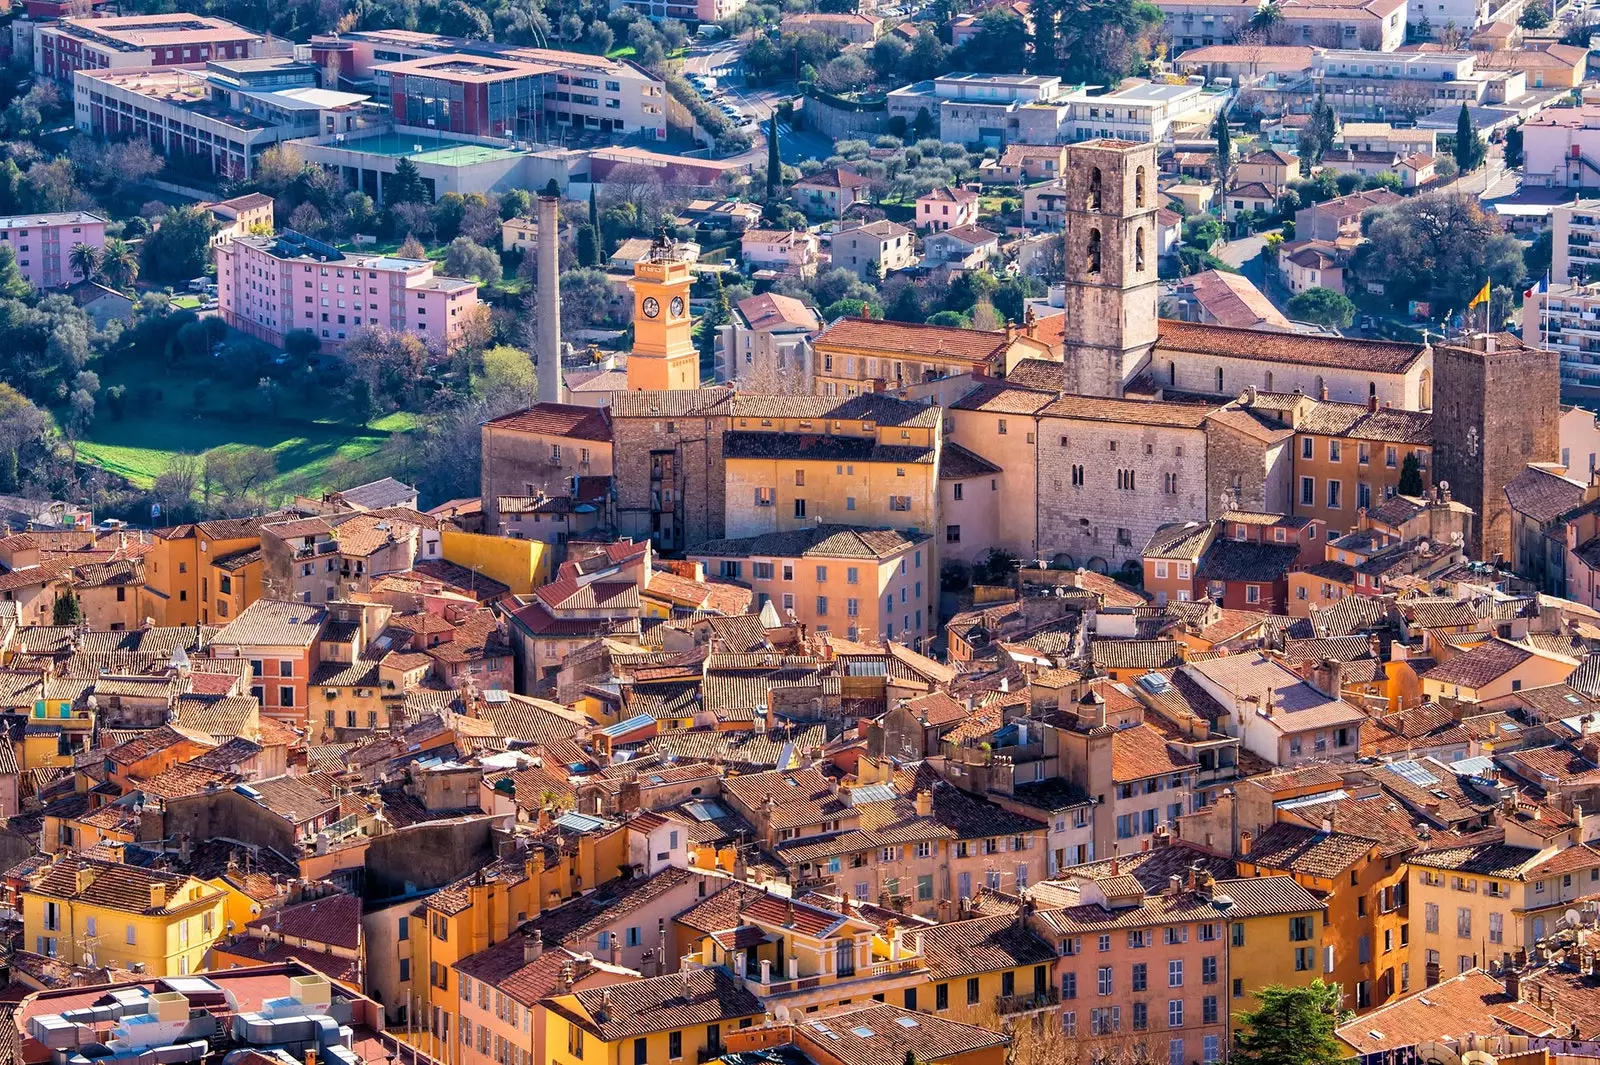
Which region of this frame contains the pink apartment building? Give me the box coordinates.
[0,212,107,290]
[216,231,481,350]
[36,13,264,85]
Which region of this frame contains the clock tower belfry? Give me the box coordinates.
[626,230,700,391]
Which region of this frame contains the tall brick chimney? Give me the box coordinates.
[536,187,563,405]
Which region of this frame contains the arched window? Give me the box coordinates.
[1087,229,1102,273]
[1369,381,1378,399]
[1420,369,1433,409]
[1168,361,1177,385]
[1135,165,1146,208]
[1089,168,1103,211]
[1134,227,1146,273]
[1216,367,1225,393]
[1264,371,1274,391]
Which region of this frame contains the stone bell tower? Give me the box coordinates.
[1060,139,1160,398]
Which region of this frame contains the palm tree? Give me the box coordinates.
[69,242,100,284]
[1249,1,1283,31]
[99,238,138,290]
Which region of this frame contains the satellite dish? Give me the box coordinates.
[1563,908,1583,929]
[1462,1052,1496,1065]
[1414,1042,1463,1065]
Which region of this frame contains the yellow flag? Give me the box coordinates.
[1468,280,1491,308]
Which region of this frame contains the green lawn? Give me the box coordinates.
[76,357,415,497]
[607,45,637,58]
[170,295,203,310]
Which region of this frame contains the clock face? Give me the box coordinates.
[670,296,685,318]
[642,297,660,318]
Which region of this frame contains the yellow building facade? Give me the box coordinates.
[440,527,549,595]
[22,856,228,976]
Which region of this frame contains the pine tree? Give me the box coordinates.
[388,157,427,205]
[1233,981,1348,1065]
[576,224,600,267]
[588,184,599,234]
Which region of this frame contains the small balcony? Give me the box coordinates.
[995,987,1061,1016]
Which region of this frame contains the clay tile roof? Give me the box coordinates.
[785,1003,1009,1065]
[483,403,613,441]
[1157,319,1425,373]
[814,317,1007,364]
[248,891,361,949]
[1092,639,1185,673]
[1243,822,1377,877]
[951,381,1056,414]
[1423,639,1541,689]
[920,914,1058,980]
[1111,721,1196,781]
[940,441,1003,479]
[1039,395,1213,428]
[554,968,764,1041]
[735,293,820,333]
[1335,969,1559,1054]
[1506,466,1587,526]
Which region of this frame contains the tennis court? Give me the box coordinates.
[342,132,522,167]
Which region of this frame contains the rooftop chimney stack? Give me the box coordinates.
[536,187,563,405]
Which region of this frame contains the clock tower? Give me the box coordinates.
[626,231,699,391]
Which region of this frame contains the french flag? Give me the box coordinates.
[1526,272,1549,299]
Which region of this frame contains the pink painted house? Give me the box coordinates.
[0,212,107,290]
[215,230,480,350]
[916,186,980,232]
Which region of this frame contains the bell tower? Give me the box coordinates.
[1060,139,1160,398]
[626,231,699,392]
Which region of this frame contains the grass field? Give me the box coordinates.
[75,359,420,498]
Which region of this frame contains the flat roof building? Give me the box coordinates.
[37,13,265,86]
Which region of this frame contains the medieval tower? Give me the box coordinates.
[1060,139,1160,398]
[1431,334,1559,563]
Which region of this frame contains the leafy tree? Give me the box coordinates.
[1399,452,1425,495]
[343,328,430,410]
[444,237,504,284]
[1287,286,1356,329]
[69,242,99,284]
[387,157,429,206]
[1358,192,1525,318]
[1454,102,1485,172]
[1232,981,1348,1065]
[200,445,278,504]
[1054,0,1163,87]
[52,589,82,626]
[1504,123,1524,170]
[903,29,949,83]
[1520,2,1549,28]
[253,144,306,196]
[141,207,218,282]
[500,188,532,220]
[926,309,970,326]
[954,9,1030,73]
[0,384,51,493]
[558,267,616,333]
[289,202,326,235]
[1250,0,1283,30]
[1335,171,1364,195]
[477,344,536,400]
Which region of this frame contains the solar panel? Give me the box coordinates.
[1385,759,1440,787]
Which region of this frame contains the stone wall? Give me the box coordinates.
[1034,415,1209,571]
[800,94,889,141]
[610,392,733,552]
[1432,340,1559,562]
[363,816,499,900]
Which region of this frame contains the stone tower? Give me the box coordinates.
[1060,139,1160,398]
[535,190,563,405]
[1431,334,1559,563]
[625,230,699,392]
